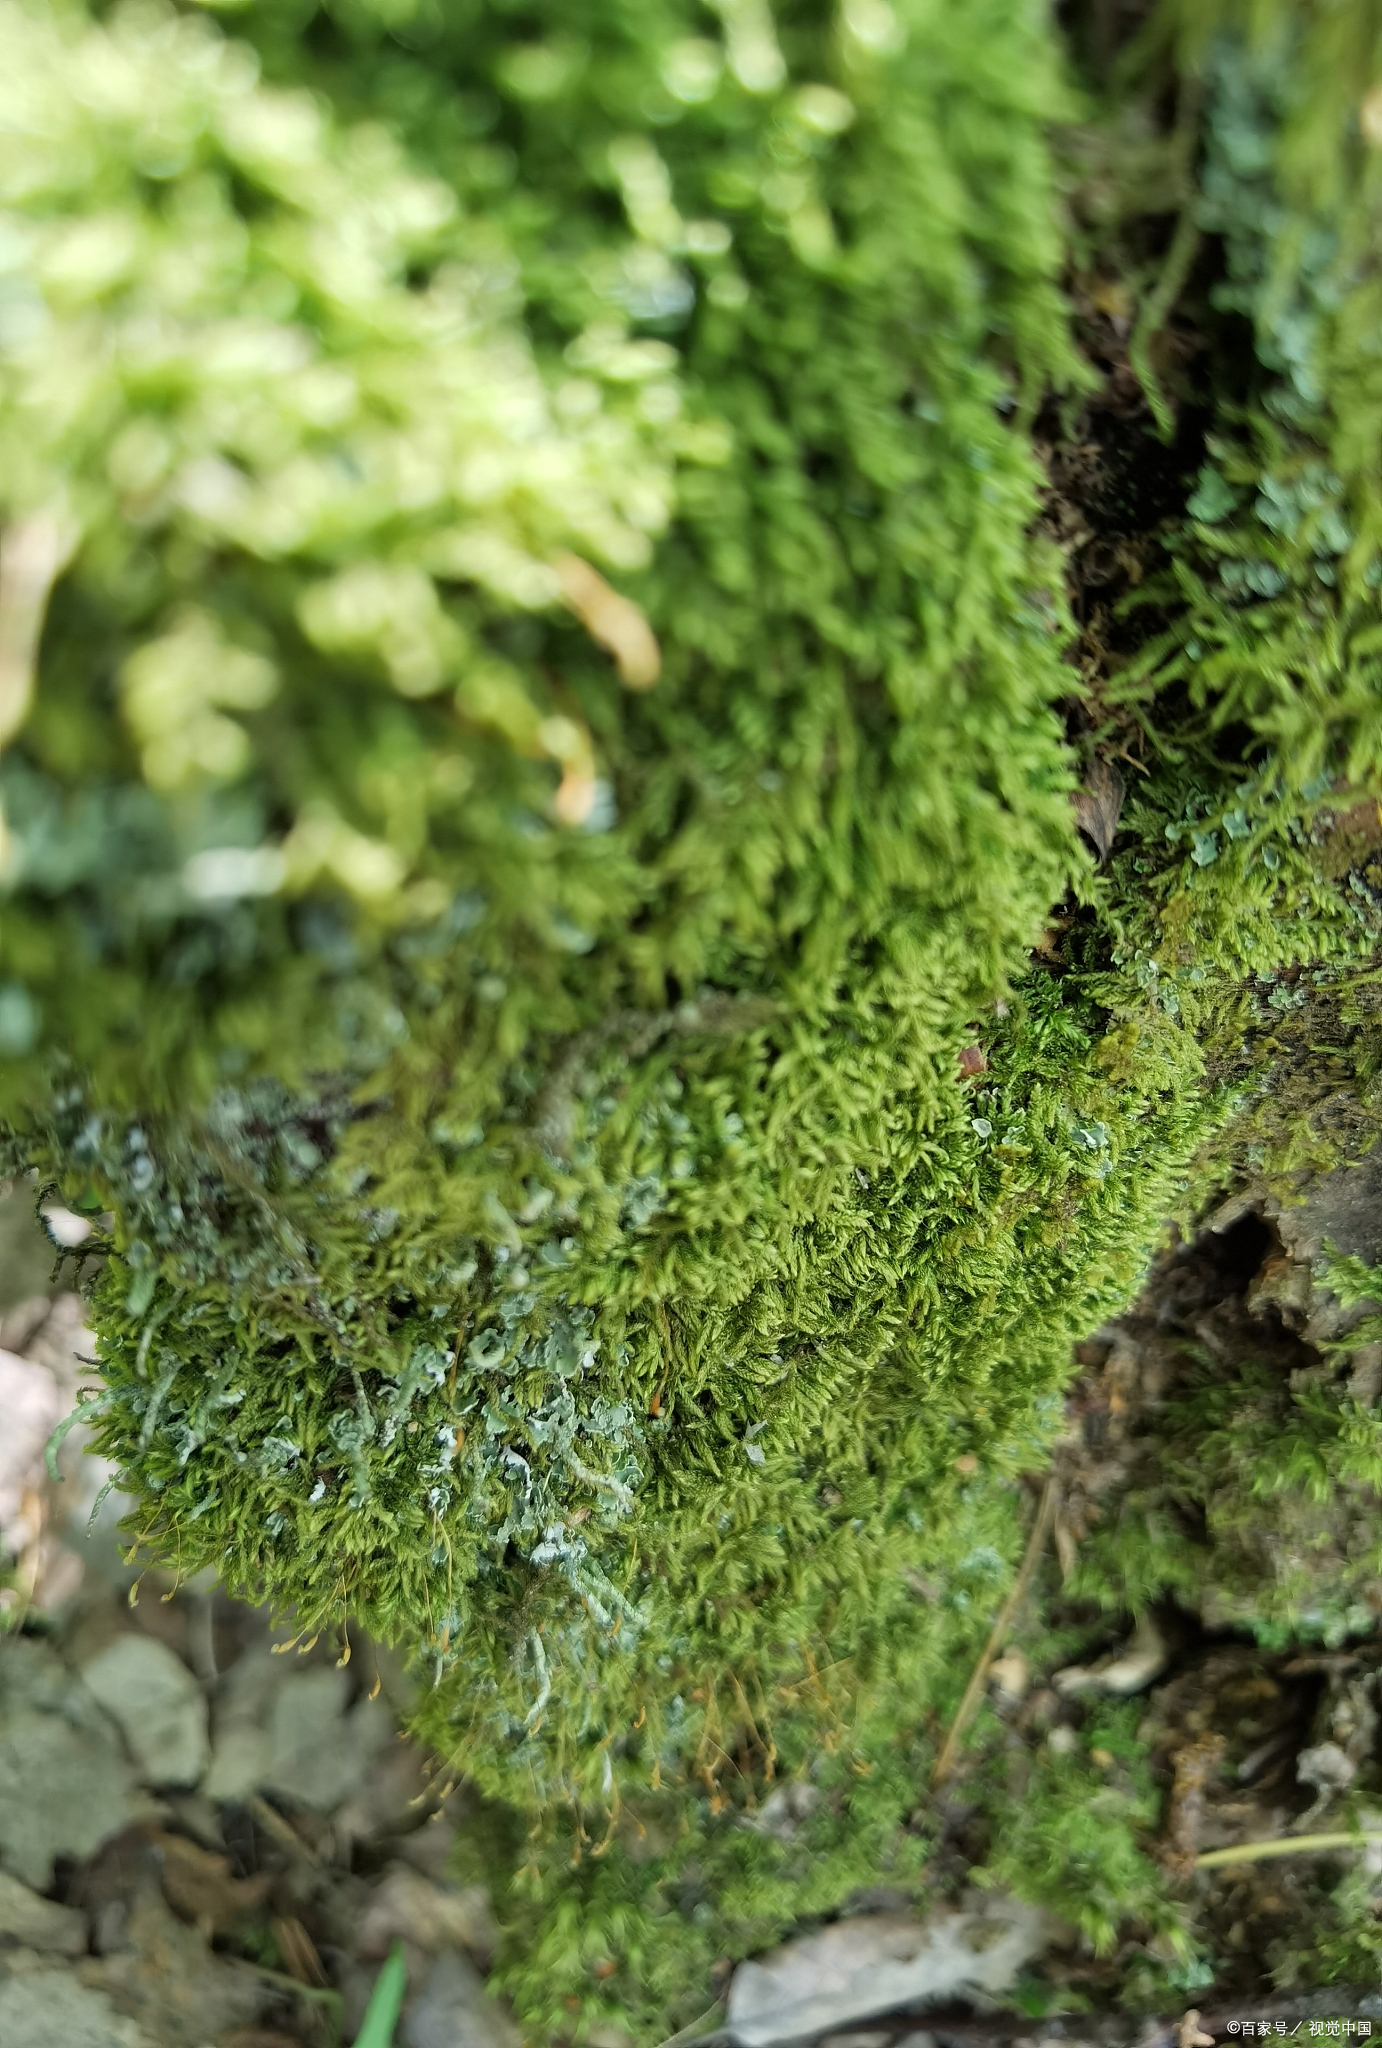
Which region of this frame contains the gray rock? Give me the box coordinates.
[0,1966,150,2047]
[79,1637,209,1790]
[402,1952,520,2048]
[202,1721,272,1805]
[726,1893,1049,2048]
[357,1864,497,1967]
[262,1668,395,1813]
[0,1868,86,1954]
[1275,1150,1382,1270]
[0,1704,145,1889]
[206,1650,395,1812]
[203,1638,279,1802]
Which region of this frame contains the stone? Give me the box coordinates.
[80,1637,209,1790]
[332,1736,434,1850]
[0,1662,146,1888]
[402,1952,521,2048]
[989,1649,1029,1700]
[0,1966,151,2047]
[203,1640,279,1803]
[0,1868,86,1955]
[201,1728,272,1810]
[396,1812,463,1884]
[206,1652,395,1812]
[357,1864,497,1967]
[1275,1150,1382,1270]
[201,1725,271,1806]
[262,1669,395,1813]
[725,1894,1049,2048]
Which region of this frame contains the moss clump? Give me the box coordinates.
[4,0,1382,2031]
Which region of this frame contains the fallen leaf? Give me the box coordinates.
[1071,758,1126,863]
[555,554,660,690]
[957,1045,986,1079]
[155,1830,272,1938]
[272,1912,329,1988]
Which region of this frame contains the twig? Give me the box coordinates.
[249,1793,322,1867]
[930,1476,1059,1788]
[1196,1830,1382,1870]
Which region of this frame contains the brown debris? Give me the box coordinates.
[1071,757,1126,862]
[270,1915,329,1989]
[555,553,661,689]
[1160,1734,1227,1883]
[154,1830,272,1940]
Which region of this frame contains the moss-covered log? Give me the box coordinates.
[3,0,1382,2033]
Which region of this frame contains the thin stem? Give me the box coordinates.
[1197,1831,1382,1870]
[931,1476,1059,1789]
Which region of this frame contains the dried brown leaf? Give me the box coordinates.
[271,1912,329,1988]
[555,553,660,689]
[156,1830,272,1939]
[1071,758,1125,863]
